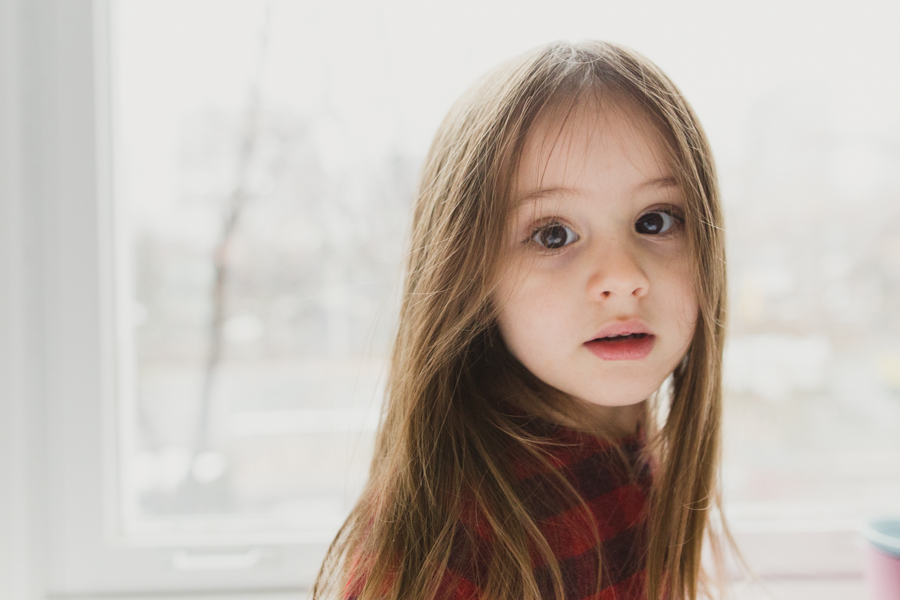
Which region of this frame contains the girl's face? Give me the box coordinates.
[494,100,698,411]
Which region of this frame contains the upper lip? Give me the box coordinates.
[588,319,654,341]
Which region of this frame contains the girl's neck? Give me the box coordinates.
[516,394,646,440]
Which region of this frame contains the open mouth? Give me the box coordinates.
[592,332,650,342]
[584,333,655,360]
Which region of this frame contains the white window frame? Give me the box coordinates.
[1,0,326,597]
[0,0,867,598]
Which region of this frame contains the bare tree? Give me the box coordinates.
[179,2,274,506]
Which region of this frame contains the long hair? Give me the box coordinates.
[313,40,746,600]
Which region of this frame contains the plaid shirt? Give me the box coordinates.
[347,418,652,600]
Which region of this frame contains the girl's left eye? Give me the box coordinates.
[530,222,579,250]
[635,210,682,235]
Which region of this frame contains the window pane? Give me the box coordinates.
[112,0,900,544]
[721,81,900,522]
[113,0,413,541]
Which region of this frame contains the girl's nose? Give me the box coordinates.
[586,243,650,301]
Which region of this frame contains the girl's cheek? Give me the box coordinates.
[494,254,538,306]
[648,242,692,281]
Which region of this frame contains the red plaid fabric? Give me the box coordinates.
[346,417,652,600]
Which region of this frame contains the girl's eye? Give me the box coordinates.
[635,210,682,235]
[531,222,579,250]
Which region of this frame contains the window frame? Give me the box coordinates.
[1,0,329,596]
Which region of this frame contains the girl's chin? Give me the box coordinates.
[580,395,648,408]
[573,383,660,409]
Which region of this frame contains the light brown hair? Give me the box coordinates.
[313,40,747,600]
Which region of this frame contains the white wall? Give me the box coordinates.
[0,0,50,597]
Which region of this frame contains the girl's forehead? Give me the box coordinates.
[513,99,671,198]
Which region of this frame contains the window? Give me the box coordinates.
[2,0,897,597]
[113,0,403,545]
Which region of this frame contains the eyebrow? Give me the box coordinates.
[513,186,574,208]
[514,176,678,208]
[636,175,678,190]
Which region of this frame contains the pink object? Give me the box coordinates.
[863,519,900,600]
[584,334,655,360]
[589,318,653,341]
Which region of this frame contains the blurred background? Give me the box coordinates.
[113,0,900,539]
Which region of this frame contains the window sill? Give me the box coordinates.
[733,576,866,599]
[46,577,870,600]
[48,593,308,600]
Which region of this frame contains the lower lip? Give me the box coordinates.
[584,335,655,360]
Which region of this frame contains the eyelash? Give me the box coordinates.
[522,207,685,251]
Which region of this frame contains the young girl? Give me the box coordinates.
[313,40,745,600]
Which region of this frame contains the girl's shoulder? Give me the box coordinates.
[341,524,489,600]
[341,413,653,600]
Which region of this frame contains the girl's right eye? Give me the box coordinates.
[530,222,579,250]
